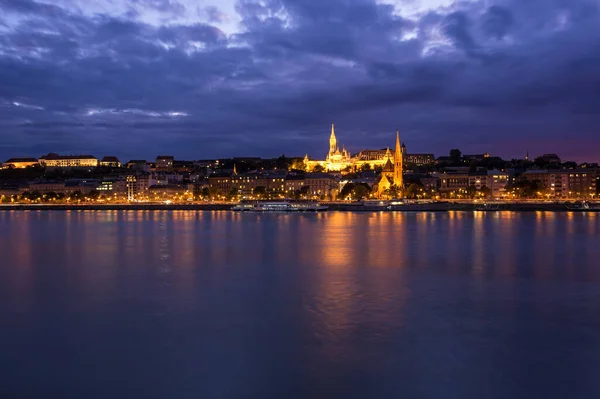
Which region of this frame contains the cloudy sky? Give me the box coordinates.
[1,0,600,162]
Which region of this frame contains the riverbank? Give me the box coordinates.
[0,203,234,211]
[0,202,598,212]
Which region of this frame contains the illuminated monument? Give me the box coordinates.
[303,124,404,198]
[373,130,404,198]
[303,124,401,173]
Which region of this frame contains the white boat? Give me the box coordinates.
[566,201,600,211]
[232,200,328,212]
[360,199,389,210]
[387,200,449,212]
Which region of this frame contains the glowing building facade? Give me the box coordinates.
[303,124,401,173]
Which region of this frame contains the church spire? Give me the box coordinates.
[233,164,237,175]
[393,129,403,194]
[329,123,337,155]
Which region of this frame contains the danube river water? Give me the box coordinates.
[1,211,600,398]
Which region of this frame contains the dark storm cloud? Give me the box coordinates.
[1,0,600,161]
[481,6,513,40]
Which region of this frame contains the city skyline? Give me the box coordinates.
[2,0,600,162]
[0,123,594,165]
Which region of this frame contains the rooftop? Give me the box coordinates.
[39,153,97,160]
[100,156,120,162]
[6,157,38,163]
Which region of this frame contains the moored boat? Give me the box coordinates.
[360,199,389,211]
[232,200,328,212]
[565,201,600,212]
[474,203,500,211]
[387,200,449,212]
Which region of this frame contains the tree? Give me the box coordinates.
[479,187,491,198]
[467,185,478,198]
[294,186,310,200]
[351,184,370,200]
[208,186,220,199]
[388,184,401,199]
[71,190,83,201]
[360,163,372,172]
[312,164,325,173]
[450,149,462,163]
[290,158,306,171]
[23,191,42,202]
[43,191,58,202]
[468,159,478,174]
[88,190,100,200]
[514,180,540,198]
[227,188,239,200]
[275,154,290,170]
[201,187,210,198]
[254,186,267,198]
[340,183,356,199]
[405,183,423,199]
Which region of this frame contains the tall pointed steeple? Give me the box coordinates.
[329,123,337,155]
[393,129,403,193]
[233,164,237,175]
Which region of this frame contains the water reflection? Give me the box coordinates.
[1,211,600,398]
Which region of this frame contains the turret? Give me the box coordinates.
[384,147,392,160]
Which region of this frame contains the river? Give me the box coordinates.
[1,211,599,398]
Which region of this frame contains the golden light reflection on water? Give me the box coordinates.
[320,212,356,268]
[303,212,413,367]
[3,210,600,327]
[471,212,485,278]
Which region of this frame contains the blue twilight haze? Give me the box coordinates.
[1,0,600,161]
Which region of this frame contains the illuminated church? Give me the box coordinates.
[373,131,404,198]
[303,124,404,197]
[303,124,352,172]
[303,124,403,171]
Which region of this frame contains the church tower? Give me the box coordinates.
[393,130,403,192]
[329,124,337,155]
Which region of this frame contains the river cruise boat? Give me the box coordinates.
[387,200,449,212]
[359,199,389,210]
[232,200,329,212]
[566,201,600,211]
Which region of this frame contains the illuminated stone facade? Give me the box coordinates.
[38,154,98,168]
[303,124,399,172]
[4,157,39,168]
[373,131,404,198]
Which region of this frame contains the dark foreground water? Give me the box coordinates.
[1,211,600,398]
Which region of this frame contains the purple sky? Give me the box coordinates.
[1,0,600,163]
